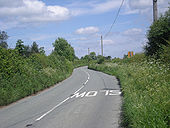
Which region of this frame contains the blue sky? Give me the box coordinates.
[0,0,169,58]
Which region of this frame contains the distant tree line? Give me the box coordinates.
[15,40,45,57]
[80,51,111,64]
[0,31,45,57]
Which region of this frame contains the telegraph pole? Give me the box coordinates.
[88,48,90,67]
[101,35,103,56]
[153,0,158,22]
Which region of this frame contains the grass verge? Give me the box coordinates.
[88,55,170,128]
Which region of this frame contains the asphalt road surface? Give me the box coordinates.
[0,67,122,128]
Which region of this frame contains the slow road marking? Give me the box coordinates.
[71,90,121,98]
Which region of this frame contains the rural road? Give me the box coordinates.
[0,66,122,128]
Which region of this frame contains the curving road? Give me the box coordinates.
[0,67,122,128]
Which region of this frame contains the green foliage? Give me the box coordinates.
[105,56,111,60]
[73,59,88,68]
[81,55,89,60]
[97,55,105,64]
[0,46,73,106]
[39,47,45,55]
[89,52,97,60]
[31,42,39,53]
[0,36,89,106]
[0,30,8,49]
[23,45,31,57]
[89,54,170,128]
[160,40,170,65]
[53,38,75,61]
[15,40,45,57]
[15,39,25,56]
[145,8,170,57]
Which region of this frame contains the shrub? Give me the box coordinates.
[144,8,170,57]
[97,56,105,64]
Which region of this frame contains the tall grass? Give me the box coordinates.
[89,54,170,128]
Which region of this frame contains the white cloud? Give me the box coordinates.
[129,0,152,9]
[126,0,169,15]
[29,34,56,41]
[103,39,115,45]
[92,0,122,14]
[70,0,122,16]
[123,28,143,36]
[0,0,124,28]
[75,26,99,35]
[0,0,70,28]
[0,0,23,7]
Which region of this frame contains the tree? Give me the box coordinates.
[97,55,105,64]
[15,40,25,55]
[23,45,31,57]
[105,56,111,60]
[31,42,39,54]
[123,54,128,59]
[53,38,75,61]
[0,31,8,49]
[89,52,97,60]
[144,8,170,57]
[39,47,45,55]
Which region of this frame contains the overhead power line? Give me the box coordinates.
[104,0,125,38]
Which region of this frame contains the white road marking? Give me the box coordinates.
[84,79,88,85]
[108,90,121,96]
[72,90,121,98]
[74,85,84,94]
[85,91,98,97]
[82,70,90,85]
[36,97,70,121]
[71,92,86,98]
[100,90,109,96]
[35,69,90,121]
[100,90,121,96]
[83,70,90,80]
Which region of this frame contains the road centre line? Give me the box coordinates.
[36,96,70,121]
[74,85,84,94]
[83,79,88,85]
[35,69,90,121]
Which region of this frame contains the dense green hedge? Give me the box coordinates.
[0,47,73,106]
[89,54,170,128]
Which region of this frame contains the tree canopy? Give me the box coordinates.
[31,42,39,54]
[15,39,25,56]
[53,38,75,61]
[0,31,8,49]
[144,8,170,57]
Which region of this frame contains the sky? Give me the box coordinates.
[0,0,169,58]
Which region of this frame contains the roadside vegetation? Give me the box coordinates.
[89,8,170,128]
[0,35,86,106]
